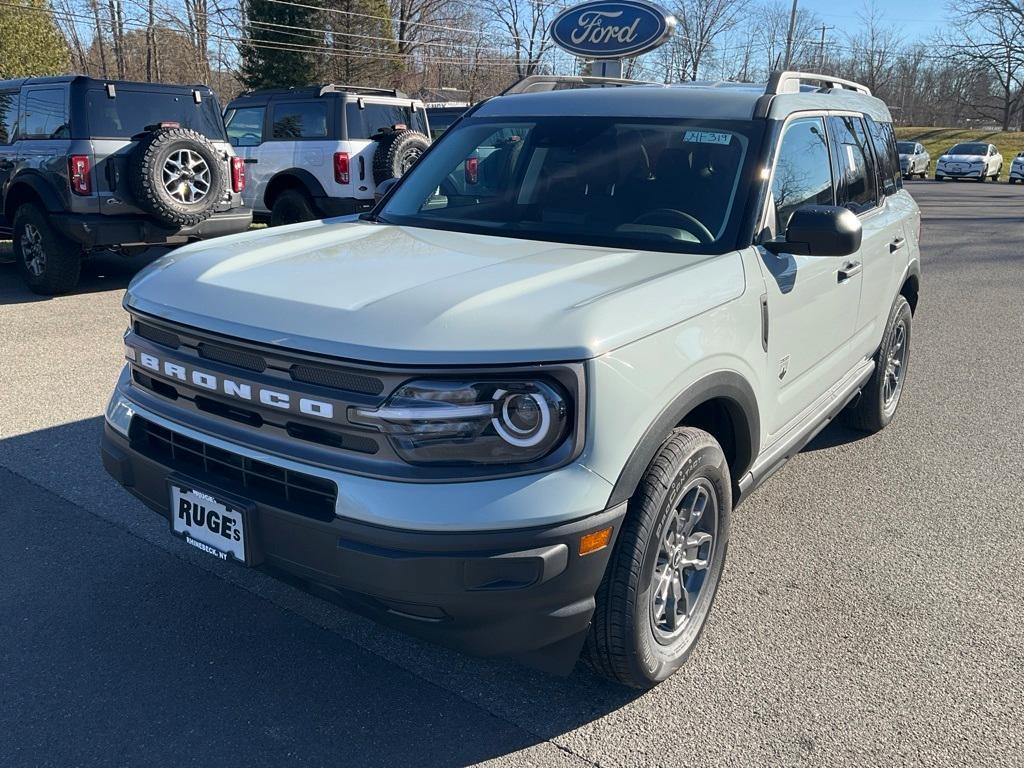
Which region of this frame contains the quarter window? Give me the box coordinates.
[21,89,68,140]
[865,117,902,196]
[830,115,878,214]
[770,117,834,233]
[345,102,428,139]
[0,91,17,144]
[225,106,265,146]
[270,101,327,139]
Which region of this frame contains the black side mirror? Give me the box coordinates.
[375,177,399,202]
[765,205,862,257]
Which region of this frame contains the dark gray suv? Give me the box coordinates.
[0,76,252,294]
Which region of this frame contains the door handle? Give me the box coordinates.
[889,237,905,253]
[838,261,862,282]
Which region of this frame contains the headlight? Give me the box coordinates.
[351,378,573,465]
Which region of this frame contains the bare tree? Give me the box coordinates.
[488,0,555,78]
[671,0,750,80]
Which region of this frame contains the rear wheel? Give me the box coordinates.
[842,295,912,433]
[270,189,318,227]
[13,203,81,295]
[584,427,730,689]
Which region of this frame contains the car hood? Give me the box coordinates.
[940,154,984,162]
[125,219,746,365]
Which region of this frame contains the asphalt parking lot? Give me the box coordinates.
[1,181,1022,767]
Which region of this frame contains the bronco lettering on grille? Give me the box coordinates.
[134,350,335,420]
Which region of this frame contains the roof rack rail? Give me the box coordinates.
[766,70,872,96]
[501,75,658,96]
[319,84,408,98]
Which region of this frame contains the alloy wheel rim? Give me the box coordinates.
[163,149,211,204]
[883,320,908,411]
[21,223,45,277]
[400,148,423,174]
[650,478,718,643]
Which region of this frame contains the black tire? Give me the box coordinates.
[842,295,912,433]
[269,188,318,227]
[372,129,431,185]
[12,203,81,295]
[584,427,731,689]
[129,127,224,227]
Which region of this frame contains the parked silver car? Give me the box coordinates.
[1008,152,1024,184]
[897,141,929,179]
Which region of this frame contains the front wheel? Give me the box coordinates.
[13,204,81,294]
[584,427,731,688]
[843,295,912,433]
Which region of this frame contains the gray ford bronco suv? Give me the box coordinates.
[102,71,922,688]
[0,76,251,294]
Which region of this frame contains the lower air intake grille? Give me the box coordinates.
[130,417,337,522]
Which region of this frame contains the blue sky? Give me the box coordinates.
[799,0,945,37]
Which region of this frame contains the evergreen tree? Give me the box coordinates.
[0,0,70,79]
[240,0,319,89]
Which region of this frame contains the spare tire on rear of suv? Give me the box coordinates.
[130,126,225,227]
[372,128,431,185]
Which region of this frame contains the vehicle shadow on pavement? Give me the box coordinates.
[0,417,643,767]
[801,421,871,452]
[0,247,165,304]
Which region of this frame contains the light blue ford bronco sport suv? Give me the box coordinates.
[103,71,921,688]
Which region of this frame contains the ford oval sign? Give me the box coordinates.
[549,0,676,59]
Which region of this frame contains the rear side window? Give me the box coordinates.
[771,117,834,233]
[225,106,265,147]
[0,91,17,144]
[829,115,878,215]
[346,102,428,138]
[865,117,902,196]
[22,89,68,140]
[85,89,226,140]
[271,101,327,139]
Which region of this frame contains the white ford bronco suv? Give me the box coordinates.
[223,85,430,225]
[102,72,921,688]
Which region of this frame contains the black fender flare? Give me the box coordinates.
[607,371,760,508]
[4,172,65,220]
[263,169,328,210]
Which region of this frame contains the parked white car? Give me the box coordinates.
[934,142,1003,182]
[224,85,431,225]
[896,141,929,179]
[1008,152,1024,184]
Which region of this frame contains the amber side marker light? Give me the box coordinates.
[579,527,613,556]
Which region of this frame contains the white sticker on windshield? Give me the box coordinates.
[683,130,732,145]
[846,144,858,171]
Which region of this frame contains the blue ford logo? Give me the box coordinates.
[549,0,675,59]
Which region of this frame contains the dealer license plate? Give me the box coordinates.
[170,484,247,564]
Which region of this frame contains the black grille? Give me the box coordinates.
[291,364,384,395]
[198,342,267,372]
[130,417,337,522]
[135,321,181,349]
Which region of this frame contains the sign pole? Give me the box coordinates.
[592,60,623,78]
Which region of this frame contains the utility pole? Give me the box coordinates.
[783,0,798,69]
[817,24,834,71]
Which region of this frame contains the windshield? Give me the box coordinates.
[380,116,760,253]
[948,143,987,155]
[896,142,916,153]
[85,88,226,140]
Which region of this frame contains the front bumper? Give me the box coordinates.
[51,208,253,248]
[935,166,984,179]
[101,404,625,672]
[1010,166,1024,180]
